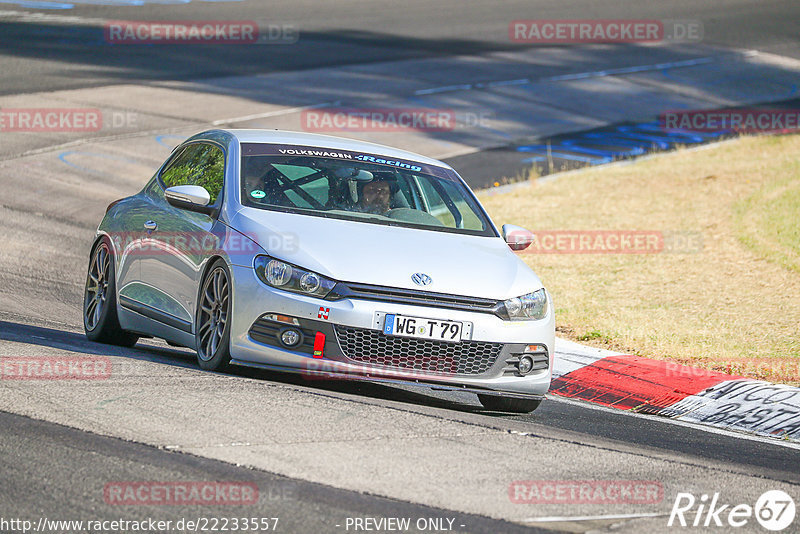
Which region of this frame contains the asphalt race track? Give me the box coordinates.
[0,1,799,533]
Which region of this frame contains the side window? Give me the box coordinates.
[415,176,485,231]
[439,180,485,231]
[416,177,450,224]
[160,143,225,204]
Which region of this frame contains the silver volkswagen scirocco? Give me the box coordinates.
[84,129,554,413]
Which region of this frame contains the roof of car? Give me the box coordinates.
[220,129,453,169]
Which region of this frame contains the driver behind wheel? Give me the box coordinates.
[359,178,392,214]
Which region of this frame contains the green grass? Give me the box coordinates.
[478,134,800,384]
[735,171,800,273]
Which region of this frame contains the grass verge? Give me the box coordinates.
[478,134,800,385]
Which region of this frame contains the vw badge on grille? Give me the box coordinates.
[411,273,432,286]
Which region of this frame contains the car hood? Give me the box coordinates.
[228,207,543,300]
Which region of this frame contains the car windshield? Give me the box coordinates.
[239,144,496,237]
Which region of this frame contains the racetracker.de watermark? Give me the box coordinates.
[508,230,703,254]
[664,358,800,381]
[0,357,111,380]
[104,21,298,45]
[301,108,479,132]
[107,231,299,256]
[0,108,100,132]
[509,480,663,504]
[509,19,702,43]
[0,108,138,132]
[301,357,458,381]
[104,482,259,506]
[660,109,800,133]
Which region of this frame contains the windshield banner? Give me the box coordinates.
[240,143,452,178]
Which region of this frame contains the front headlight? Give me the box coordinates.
[254,256,336,299]
[503,288,548,321]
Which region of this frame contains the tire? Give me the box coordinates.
[83,238,139,347]
[195,259,232,371]
[478,394,542,414]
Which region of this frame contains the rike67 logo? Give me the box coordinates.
[669,490,795,531]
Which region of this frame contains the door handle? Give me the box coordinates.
[144,220,158,232]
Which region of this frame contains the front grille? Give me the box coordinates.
[333,325,503,376]
[328,282,503,316]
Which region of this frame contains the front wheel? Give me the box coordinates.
[195,260,232,371]
[478,394,542,414]
[83,238,139,347]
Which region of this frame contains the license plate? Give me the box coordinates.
[382,314,464,342]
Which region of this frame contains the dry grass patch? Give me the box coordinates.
[478,134,800,384]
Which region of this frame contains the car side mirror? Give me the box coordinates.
[502,224,535,251]
[165,185,214,215]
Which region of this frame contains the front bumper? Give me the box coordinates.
[228,265,555,396]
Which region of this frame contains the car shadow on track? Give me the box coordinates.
[0,319,197,367]
[226,363,498,415]
[0,319,510,416]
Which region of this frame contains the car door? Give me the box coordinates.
[136,141,226,333]
[108,186,153,306]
